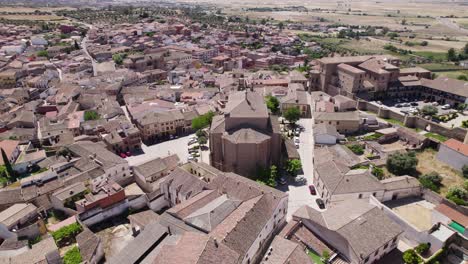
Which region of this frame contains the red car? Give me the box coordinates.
[309,185,316,195]
[120,153,127,158]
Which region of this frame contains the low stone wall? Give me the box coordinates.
[357,100,467,142]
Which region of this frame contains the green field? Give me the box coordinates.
[307,250,324,264]
[417,63,465,71]
[434,70,468,80]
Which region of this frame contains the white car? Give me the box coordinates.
[441,104,451,110]
[432,102,439,106]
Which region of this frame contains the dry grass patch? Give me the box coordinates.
[416,148,464,195]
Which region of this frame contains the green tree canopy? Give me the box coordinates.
[386,152,418,176]
[419,171,442,192]
[402,249,422,264]
[191,111,215,131]
[286,159,302,176]
[283,107,301,124]
[421,105,438,116]
[447,48,457,61]
[265,96,280,114]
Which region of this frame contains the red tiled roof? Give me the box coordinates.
[0,140,19,166]
[443,139,468,156]
[435,203,468,227]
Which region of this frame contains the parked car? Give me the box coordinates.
[432,102,439,106]
[188,155,195,161]
[169,135,174,140]
[189,149,198,154]
[410,102,418,106]
[294,137,300,143]
[279,177,287,185]
[309,185,316,195]
[188,139,197,145]
[402,103,411,107]
[376,100,383,105]
[316,198,325,209]
[442,104,451,110]
[120,153,127,158]
[395,103,402,108]
[295,142,300,149]
[126,151,132,157]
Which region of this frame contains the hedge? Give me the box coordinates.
[51,222,82,246]
[63,246,82,264]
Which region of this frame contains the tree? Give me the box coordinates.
[322,250,330,262]
[421,105,438,116]
[1,148,14,181]
[457,75,468,81]
[419,172,442,192]
[283,107,301,125]
[286,159,302,176]
[464,43,468,55]
[278,22,284,31]
[446,186,467,206]
[447,48,457,61]
[338,29,347,38]
[386,152,418,176]
[463,165,468,178]
[402,249,422,264]
[112,54,124,65]
[256,165,278,187]
[265,96,280,114]
[37,50,48,58]
[191,111,215,131]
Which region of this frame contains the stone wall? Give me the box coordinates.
[357,100,467,142]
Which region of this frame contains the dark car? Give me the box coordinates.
[410,102,418,106]
[309,185,316,195]
[316,198,325,209]
[126,151,132,157]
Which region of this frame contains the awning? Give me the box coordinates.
[449,221,465,234]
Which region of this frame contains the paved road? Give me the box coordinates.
[279,94,323,220]
[125,134,194,167]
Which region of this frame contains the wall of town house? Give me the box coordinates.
[242,196,288,264]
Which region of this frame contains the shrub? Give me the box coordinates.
[84,110,100,121]
[415,243,430,255]
[51,222,82,246]
[419,172,442,192]
[347,144,364,155]
[387,152,418,176]
[421,105,438,116]
[37,50,48,57]
[286,159,302,176]
[363,133,383,141]
[462,165,468,178]
[446,186,467,206]
[372,166,384,180]
[63,246,82,264]
[402,249,422,264]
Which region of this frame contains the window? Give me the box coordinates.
[358,194,363,198]
[373,192,377,197]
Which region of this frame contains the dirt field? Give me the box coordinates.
[388,199,436,231]
[416,149,465,195]
[0,6,76,12]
